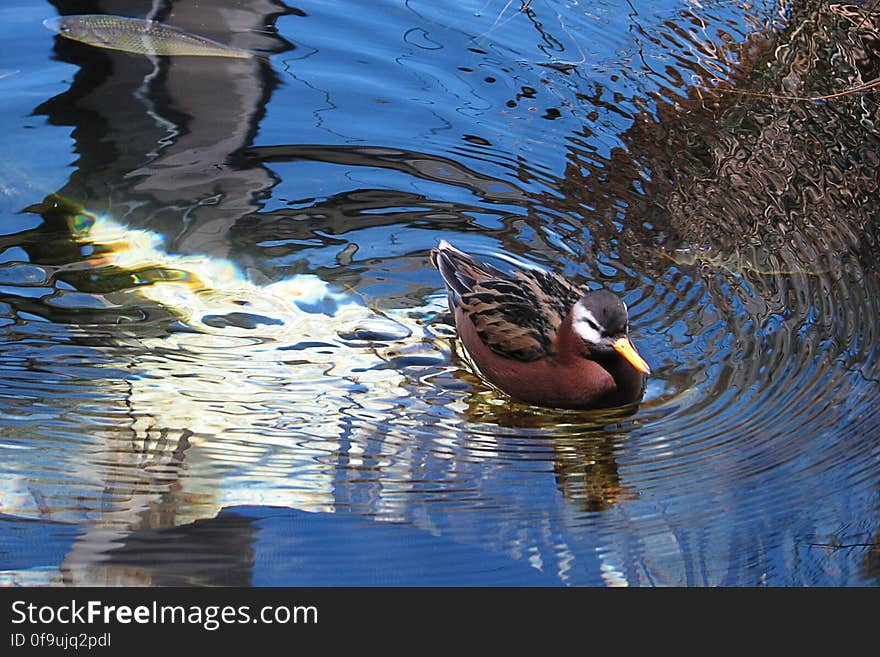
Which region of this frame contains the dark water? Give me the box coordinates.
[0,0,878,586]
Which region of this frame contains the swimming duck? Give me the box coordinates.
[431,240,650,409]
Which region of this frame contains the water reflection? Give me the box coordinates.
[0,0,878,585]
[39,0,294,259]
[53,505,562,586]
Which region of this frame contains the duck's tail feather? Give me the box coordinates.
[431,240,508,302]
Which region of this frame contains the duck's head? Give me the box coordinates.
[566,290,651,375]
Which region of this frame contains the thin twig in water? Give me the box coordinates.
[474,0,533,42]
[854,0,880,32]
[551,8,587,67]
[716,76,880,102]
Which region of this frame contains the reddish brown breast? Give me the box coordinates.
[454,306,644,409]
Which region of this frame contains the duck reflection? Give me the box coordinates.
[551,435,636,513]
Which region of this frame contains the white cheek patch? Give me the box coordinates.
[571,304,603,344]
[573,320,602,344]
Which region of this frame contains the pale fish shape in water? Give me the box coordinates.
[43,14,255,59]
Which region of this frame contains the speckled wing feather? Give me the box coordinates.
[433,243,585,361]
[465,269,584,361]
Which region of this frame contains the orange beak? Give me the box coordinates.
[613,337,651,375]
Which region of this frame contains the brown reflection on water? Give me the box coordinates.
[544,1,880,268]
[552,434,633,513]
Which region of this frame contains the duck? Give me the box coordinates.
[431,240,650,410]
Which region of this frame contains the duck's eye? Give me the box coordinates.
[573,317,603,344]
[579,314,599,330]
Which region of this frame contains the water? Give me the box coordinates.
[0,0,878,586]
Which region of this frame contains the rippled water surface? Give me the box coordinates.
[1,0,879,586]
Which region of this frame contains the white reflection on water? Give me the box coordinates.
[0,209,455,555]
